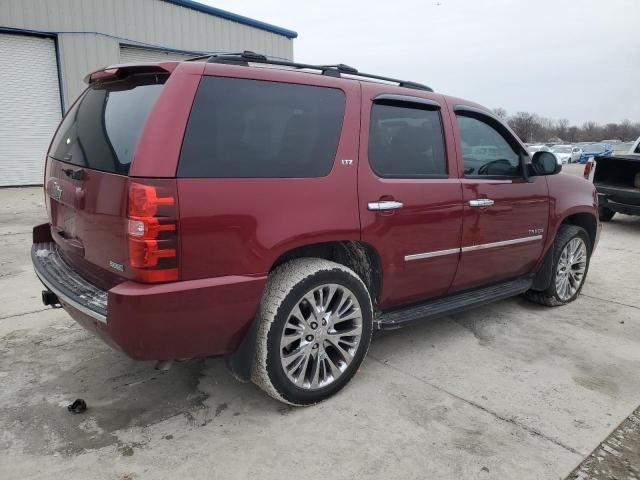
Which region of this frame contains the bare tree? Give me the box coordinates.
[566,126,579,143]
[602,123,619,140]
[492,107,508,120]
[490,107,640,143]
[619,119,634,141]
[580,122,601,142]
[556,119,570,141]
[508,112,538,143]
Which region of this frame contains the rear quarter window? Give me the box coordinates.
[178,77,345,178]
[49,73,167,174]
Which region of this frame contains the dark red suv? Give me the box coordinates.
[32,52,600,405]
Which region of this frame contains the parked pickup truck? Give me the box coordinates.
[584,136,640,221]
[32,52,600,405]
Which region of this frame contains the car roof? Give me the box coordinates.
[90,55,497,123]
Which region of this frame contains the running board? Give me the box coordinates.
[375,277,533,330]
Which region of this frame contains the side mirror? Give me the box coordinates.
[532,151,561,175]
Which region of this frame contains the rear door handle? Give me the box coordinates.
[468,199,495,208]
[368,200,404,211]
[62,168,86,180]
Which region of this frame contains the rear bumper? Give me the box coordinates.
[32,240,266,360]
[599,195,640,216]
[597,185,640,216]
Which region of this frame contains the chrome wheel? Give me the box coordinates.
[555,238,587,301]
[280,283,363,390]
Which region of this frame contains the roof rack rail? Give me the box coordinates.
[203,51,434,92]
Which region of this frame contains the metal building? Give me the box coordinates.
[0,0,297,186]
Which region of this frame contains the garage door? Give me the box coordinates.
[0,34,62,186]
[119,46,194,64]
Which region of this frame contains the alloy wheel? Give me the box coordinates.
[555,238,587,301]
[279,283,363,390]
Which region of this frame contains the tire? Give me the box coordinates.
[598,206,616,222]
[525,225,591,307]
[251,258,373,406]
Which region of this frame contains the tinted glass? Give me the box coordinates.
[50,74,166,174]
[178,77,345,178]
[635,142,640,154]
[368,103,446,178]
[456,115,521,177]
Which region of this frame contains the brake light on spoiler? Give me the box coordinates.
[83,63,178,84]
[127,180,179,283]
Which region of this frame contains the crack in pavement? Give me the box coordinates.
[0,230,32,237]
[368,355,583,456]
[580,293,640,311]
[0,308,49,321]
[597,246,640,256]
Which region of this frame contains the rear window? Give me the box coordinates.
[178,77,345,178]
[49,73,167,174]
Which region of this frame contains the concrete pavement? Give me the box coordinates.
[1,174,639,479]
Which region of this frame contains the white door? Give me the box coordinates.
[119,46,194,64]
[0,34,62,186]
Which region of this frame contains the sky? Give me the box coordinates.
[202,0,640,125]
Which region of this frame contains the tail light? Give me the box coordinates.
[127,180,179,282]
[583,160,593,179]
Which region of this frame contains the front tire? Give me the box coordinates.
[252,258,373,406]
[525,225,591,306]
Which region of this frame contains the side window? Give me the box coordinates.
[368,103,447,178]
[178,77,345,178]
[456,114,522,177]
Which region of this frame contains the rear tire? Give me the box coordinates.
[598,206,616,222]
[525,225,591,307]
[252,258,373,406]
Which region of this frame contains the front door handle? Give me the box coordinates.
[368,200,404,211]
[468,198,495,208]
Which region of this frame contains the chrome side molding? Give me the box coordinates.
[404,248,460,261]
[460,235,543,252]
[405,235,543,262]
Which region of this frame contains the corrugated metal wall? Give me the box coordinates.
[0,0,295,108]
[0,34,62,185]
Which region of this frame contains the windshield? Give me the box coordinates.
[49,73,167,174]
[552,146,571,153]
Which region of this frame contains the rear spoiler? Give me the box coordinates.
[83,62,179,84]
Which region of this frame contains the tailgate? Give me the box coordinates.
[594,155,640,206]
[45,71,169,288]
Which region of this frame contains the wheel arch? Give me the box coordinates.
[559,212,598,251]
[226,240,383,382]
[532,211,597,291]
[269,240,382,307]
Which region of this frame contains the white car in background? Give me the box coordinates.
[551,144,582,164]
[527,144,550,155]
[527,144,562,165]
